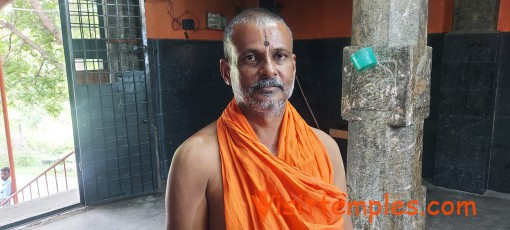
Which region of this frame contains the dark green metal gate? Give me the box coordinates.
[59,0,157,204]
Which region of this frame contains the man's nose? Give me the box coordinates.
[260,54,277,78]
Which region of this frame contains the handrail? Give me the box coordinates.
[1,150,76,207]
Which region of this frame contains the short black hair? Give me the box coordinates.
[1,167,9,173]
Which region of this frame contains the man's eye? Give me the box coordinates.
[274,53,287,61]
[245,54,256,62]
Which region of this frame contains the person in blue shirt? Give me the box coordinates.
[1,167,12,206]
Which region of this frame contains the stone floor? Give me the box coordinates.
[425,185,510,230]
[3,184,510,229]
[9,193,165,230]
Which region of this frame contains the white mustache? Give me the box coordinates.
[249,78,284,93]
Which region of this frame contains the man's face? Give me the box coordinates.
[1,171,9,181]
[222,22,296,117]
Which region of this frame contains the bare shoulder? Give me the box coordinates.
[166,121,220,229]
[311,127,346,185]
[311,127,340,155]
[167,121,220,191]
[172,121,219,166]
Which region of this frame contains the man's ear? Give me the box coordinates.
[220,58,231,85]
[292,54,297,76]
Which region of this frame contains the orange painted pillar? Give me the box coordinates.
[498,0,510,32]
[0,55,17,204]
[428,0,454,33]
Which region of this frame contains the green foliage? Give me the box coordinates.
[0,104,74,168]
[0,156,8,167]
[14,152,38,167]
[0,1,75,176]
[0,0,67,116]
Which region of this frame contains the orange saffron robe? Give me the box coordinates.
[217,99,346,230]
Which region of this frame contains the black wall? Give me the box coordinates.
[422,33,445,180]
[434,32,510,194]
[489,33,510,193]
[149,40,232,180]
[291,38,351,162]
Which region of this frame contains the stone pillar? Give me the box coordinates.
[342,0,431,229]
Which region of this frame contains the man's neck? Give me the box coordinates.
[243,111,284,156]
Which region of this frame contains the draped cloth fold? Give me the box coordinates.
[217,99,346,230]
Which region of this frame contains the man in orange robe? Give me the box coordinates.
[166,8,352,230]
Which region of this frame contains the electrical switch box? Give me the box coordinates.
[182,19,195,30]
[206,12,226,30]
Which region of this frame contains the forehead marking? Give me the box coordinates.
[264,31,270,47]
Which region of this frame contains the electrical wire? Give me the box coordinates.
[295,75,320,129]
[166,0,200,31]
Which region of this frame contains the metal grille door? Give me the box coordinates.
[59,0,156,204]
